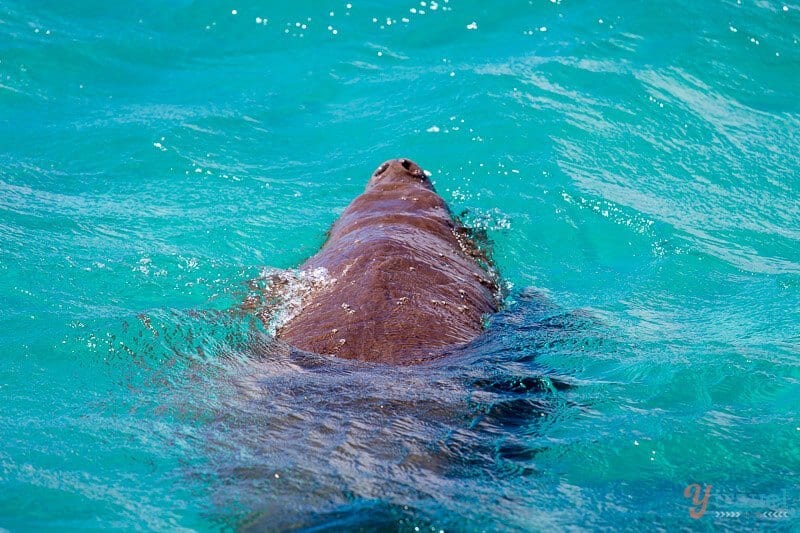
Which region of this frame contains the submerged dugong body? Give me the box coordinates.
[274,158,500,364]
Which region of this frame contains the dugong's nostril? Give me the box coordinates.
[398,158,425,180]
[374,162,389,177]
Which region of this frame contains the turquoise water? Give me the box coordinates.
[2,0,799,529]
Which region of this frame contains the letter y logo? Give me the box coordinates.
[683,483,712,519]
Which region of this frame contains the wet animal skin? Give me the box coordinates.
[275,158,500,364]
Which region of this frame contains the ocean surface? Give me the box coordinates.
[1,0,799,530]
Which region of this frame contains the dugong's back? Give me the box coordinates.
[275,159,499,364]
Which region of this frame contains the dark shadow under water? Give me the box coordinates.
[117,289,612,531]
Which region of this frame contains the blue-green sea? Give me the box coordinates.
[2,0,799,530]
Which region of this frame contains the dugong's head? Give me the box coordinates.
[368,158,433,191]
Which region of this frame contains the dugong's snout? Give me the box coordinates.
[369,158,432,189]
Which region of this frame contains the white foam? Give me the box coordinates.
[255,267,337,336]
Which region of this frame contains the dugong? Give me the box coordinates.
[273,158,500,364]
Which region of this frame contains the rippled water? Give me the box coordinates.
[2,0,799,530]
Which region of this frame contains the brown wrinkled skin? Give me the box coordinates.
[275,158,499,364]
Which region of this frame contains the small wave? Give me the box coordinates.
[247,266,337,335]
